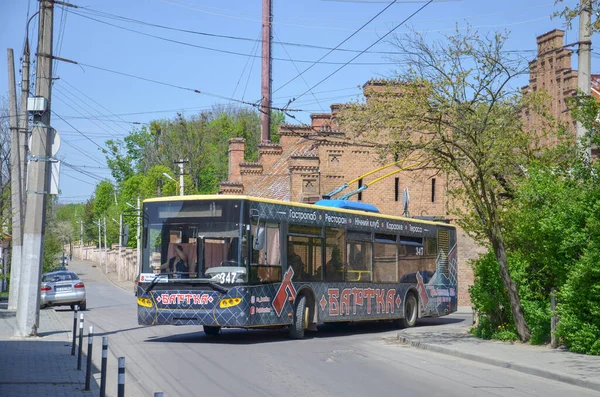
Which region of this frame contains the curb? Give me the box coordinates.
[396,334,600,393]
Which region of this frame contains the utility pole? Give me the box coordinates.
[577,0,592,160]
[80,220,84,259]
[136,197,141,269]
[97,218,101,266]
[118,212,123,281]
[20,40,30,209]
[16,0,54,337]
[175,159,187,196]
[7,49,23,311]
[103,216,108,273]
[260,0,273,143]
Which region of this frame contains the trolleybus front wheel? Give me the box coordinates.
[290,295,309,339]
[204,325,221,336]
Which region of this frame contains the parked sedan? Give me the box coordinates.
[40,271,86,310]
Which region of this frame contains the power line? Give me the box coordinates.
[273,0,399,96]
[53,86,126,139]
[52,111,113,154]
[59,79,133,134]
[59,136,107,167]
[70,10,397,65]
[68,61,303,112]
[289,0,435,106]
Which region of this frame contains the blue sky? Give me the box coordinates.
[0,0,595,203]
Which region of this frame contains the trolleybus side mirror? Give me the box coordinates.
[253,227,266,251]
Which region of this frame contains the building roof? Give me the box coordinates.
[246,137,318,201]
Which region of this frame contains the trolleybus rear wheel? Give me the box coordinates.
[402,293,418,328]
[204,326,221,336]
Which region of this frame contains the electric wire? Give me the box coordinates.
[71,61,302,112]
[288,0,434,106]
[69,10,396,65]
[53,85,129,138]
[52,89,124,141]
[274,29,325,112]
[272,0,399,97]
[60,79,133,134]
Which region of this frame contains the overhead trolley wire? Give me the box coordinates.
[69,11,396,66]
[288,0,434,106]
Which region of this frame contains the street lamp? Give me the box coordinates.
[162,172,183,196]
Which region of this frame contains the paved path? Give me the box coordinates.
[396,314,600,392]
[0,302,98,397]
[2,258,600,396]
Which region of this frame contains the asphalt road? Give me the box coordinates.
[49,261,600,397]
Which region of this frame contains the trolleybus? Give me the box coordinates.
[136,195,457,338]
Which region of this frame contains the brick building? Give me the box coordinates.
[219,29,597,309]
[219,82,481,307]
[522,29,600,153]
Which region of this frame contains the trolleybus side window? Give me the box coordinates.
[399,236,435,283]
[250,223,282,283]
[287,225,323,281]
[324,227,345,281]
[373,233,398,283]
[346,231,372,282]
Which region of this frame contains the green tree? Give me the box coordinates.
[338,28,567,341]
[554,1,599,31]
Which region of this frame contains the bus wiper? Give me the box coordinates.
[144,274,168,293]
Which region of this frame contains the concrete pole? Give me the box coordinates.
[20,40,30,212]
[16,0,54,337]
[97,219,101,265]
[136,197,141,270]
[178,160,184,196]
[80,220,84,259]
[7,49,23,311]
[103,216,107,273]
[260,0,272,143]
[118,212,123,281]
[576,0,592,160]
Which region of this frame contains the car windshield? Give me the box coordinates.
[142,200,246,280]
[42,272,78,282]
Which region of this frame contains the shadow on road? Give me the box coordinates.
[144,314,471,345]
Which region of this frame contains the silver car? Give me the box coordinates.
[40,271,86,310]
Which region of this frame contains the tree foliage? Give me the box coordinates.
[338,27,568,341]
[554,1,599,32]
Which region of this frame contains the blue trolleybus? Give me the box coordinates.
[136,195,458,338]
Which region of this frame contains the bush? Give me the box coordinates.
[556,245,600,354]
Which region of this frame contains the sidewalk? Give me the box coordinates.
[0,298,97,397]
[396,311,600,393]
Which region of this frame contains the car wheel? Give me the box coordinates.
[203,326,220,336]
[79,301,87,311]
[395,293,418,329]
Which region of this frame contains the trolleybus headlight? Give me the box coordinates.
[219,297,242,308]
[137,297,153,308]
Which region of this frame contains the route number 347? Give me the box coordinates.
[215,272,236,284]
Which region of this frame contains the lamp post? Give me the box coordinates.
[162,172,181,196]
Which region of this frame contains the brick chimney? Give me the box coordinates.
[228,138,245,183]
